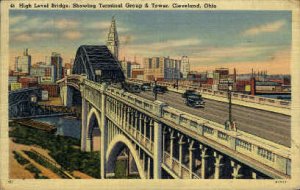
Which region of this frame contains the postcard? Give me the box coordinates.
[1,0,299,189]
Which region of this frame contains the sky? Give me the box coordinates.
[9,10,291,74]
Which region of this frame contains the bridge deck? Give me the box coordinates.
[137,91,291,147]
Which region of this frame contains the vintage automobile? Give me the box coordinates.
[182,89,201,98]
[184,94,205,108]
[141,83,151,91]
[122,83,141,93]
[153,85,168,94]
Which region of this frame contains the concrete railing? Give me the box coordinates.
[105,85,164,117]
[161,106,291,177]
[84,79,291,178]
[127,78,291,110]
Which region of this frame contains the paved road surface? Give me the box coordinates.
[137,91,291,147]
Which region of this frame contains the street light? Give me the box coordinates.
[154,78,157,100]
[228,82,232,123]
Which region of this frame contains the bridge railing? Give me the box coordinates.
[161,106,291,177]
[105,85,164,117]
[127,78,291,109]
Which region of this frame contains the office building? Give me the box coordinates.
[50,52,63,81]
[144,57,181,81]
[181,56,190,79]
[15,49,31,74]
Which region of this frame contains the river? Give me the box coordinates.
[33,116,81,139]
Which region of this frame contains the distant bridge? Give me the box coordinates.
[57,45,291,179]
[9,88,76,119]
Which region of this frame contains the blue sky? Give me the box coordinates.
[10,10,291,73]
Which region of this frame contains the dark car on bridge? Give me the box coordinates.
[184,95,205,108]
[182,89,201,98]
[153,85,168,94]
[141,83,151,91]
[122,83,141,93]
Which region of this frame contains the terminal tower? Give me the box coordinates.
[106,16,119,60]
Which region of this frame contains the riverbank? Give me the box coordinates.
[9,123,98,179]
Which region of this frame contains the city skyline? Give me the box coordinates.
[10,10,291,74]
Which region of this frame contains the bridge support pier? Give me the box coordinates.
[142,151,146,171]
[231,161,242,179]
[153,121,162,179]
[100,84,108,179]
[61,86,73,107]
[81,98,88,151]
[143,117,147,143]
[149,120,153,145]
[162,127,167,163]
[200,145,208,179]
[134,112,138,137]
[252,171,257,179]
[214,152,224,179]
[86,137,92,152]
[147,157,151,178]
[189,141,195,178]
[178,135,185,178]
[139,114,143,141]
[169,131,175,168]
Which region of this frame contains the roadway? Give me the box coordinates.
[137,90,291,147]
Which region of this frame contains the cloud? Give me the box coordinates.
[86,21,111,30]
[55,19,79,29]
[120,38,201,59]
[86,20,129,33]
[33,33,53,38]
[10,17,53,33]
[191,45,278,63]
[151,38,201,50]
[242,20,286,36]
[10,18,79,34]
[129,38,201,52]
[14,34,32,42]
[10,15,27,25]
[63,31,82,40]
[119,35,135,45]
[13,32,53,42]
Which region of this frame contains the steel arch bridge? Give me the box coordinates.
[72,45,125,83]
[58,45,291,179]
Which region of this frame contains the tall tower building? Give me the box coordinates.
[106,16,119,60]
[15,48,31,74]
[50,52,63,81]
[181,56,190,79]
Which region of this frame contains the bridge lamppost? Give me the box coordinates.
[226,80,237,131]
[154,78,158,100]
[228,82,232,123]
